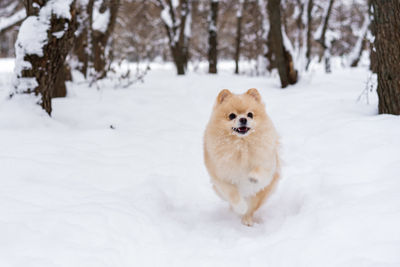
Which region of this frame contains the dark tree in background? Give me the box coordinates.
[208,0,219,74]
[267,0,297,88]
[73,0,95,78]
[316,0,335,73]
[305,0,313,70]
[158,0,191,75]
[234,0,245,74]
[371,0,400,115]
[72,0,120,80]
[4,0,387,114]
[91,0,120,79]
[0,1,25,36]
[13,0,77,115]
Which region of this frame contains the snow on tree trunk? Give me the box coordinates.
[371,0,400,115]
[257,0,270,74]
[208,0,218,74]
[91,0,120,80]
[73,0,95,78]
[12,0,77,115]
[349,13,369,68]
[267,0,298,88]
[158,0,191,75]
[305,0,313,71]
[316,0,335,73]
[234,0,245,74]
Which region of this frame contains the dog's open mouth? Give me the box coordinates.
[232,126,251,134]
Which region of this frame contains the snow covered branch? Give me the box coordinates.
[0,9,26,34]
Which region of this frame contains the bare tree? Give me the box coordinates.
[73,0,95,77]
[349,12,369,67]
[316,0,335,73]
[13,0,77,115]
[0,3,26,35]
[371,0,400,115]
[91,0,120,79]
[208,0,219,74]
[157,0,191,75]
[305,0,313,70]
[234,0,245,74]
[267,0,297,88]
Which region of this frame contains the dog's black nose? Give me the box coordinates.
[239,118,247,124]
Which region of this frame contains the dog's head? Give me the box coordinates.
[211,88,267,137]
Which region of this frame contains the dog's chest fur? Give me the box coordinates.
[211,136,275,197]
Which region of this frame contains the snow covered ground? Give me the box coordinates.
[0,58,400,267]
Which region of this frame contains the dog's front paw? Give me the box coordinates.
[232,198,248,215]
[241,215,254,227]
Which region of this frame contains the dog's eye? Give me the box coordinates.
[229,113,236,120]
[247,112,253,118]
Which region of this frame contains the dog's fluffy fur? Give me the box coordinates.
[204,88,281,226]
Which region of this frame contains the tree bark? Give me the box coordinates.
[53,64,72,98]
[350,34,367,67]
[14,0,77,115]
[368,0,378,73]
[158,0,191,75]
[305,0,313,70]
[350,12,369,68]
[73,0,94,77]
[208,0,219,74]
[317,0,335,73]
[91,0,120,80]
[371,0,400,115]
[234,0,245,74]
[267,0,298,88]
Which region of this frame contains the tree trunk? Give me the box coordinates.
[208,0,219,74]
[267,0,298,88]
[53,64,72,98]
[158,0,191,75]
[13,0,77,115]
[73,0,94,77]
[317,0,335,73]
[368,0,378,73]
[305,0,313,70]
[350,13,369,67]
[171,45,186,75]
[234,0,245,74]
[371,0,400,115]
[295,0,305,51]
[91,0,120,80]
[350,35,367,67]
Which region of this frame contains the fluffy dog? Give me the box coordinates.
[204,88,281,226]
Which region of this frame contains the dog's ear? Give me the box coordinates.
[217,89,232,104]
[246,88,261,102]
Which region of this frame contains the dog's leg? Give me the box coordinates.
[212,179,248,215]
[242,162,281,226]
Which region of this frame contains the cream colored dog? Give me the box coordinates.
[204,88,281,226]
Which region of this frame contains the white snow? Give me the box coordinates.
[92,1,110,33]
[184,7,191,38]
[161,7,173,28]
[236,0,244,17]
[1,59,400,266]
[15,16,49,57]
